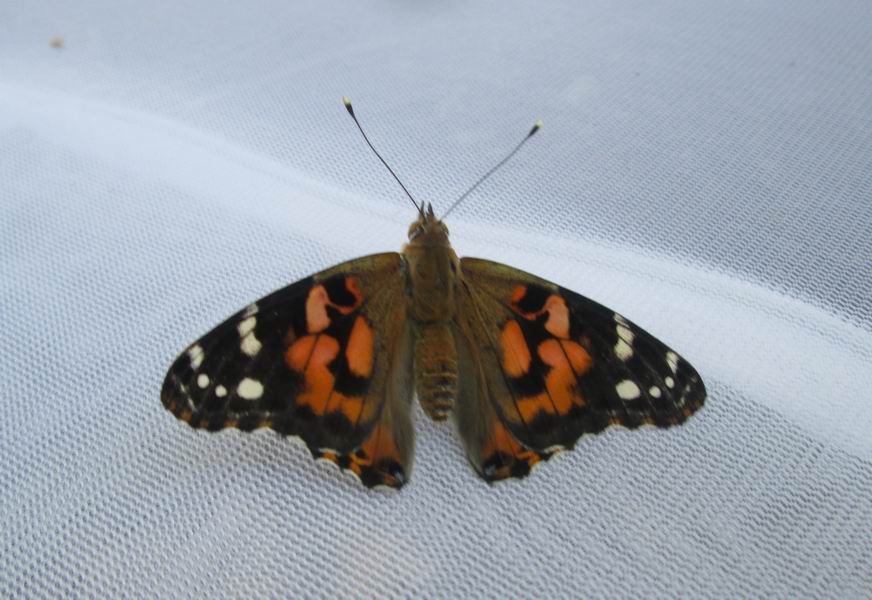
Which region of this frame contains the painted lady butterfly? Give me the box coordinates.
[161,98,706,489]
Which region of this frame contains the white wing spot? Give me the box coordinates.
[665,376,675,389]
[197,374,210,389]
[614,324,634,360]
[240,334,262,357]
[616,380,641,400]
[238,317,256,337]
[616,324,633,342]
[237,378,264,400]
[649,386,662,398]
[666,351,679,373]
[615,339,633,361]
[242,303,258,318]
[187,344,204,370]
[215,385,227,398]
[613,313,628,326]
[238,316,262,356]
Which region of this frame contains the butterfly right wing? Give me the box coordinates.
[454,257,706,482]
[161,252,415,488]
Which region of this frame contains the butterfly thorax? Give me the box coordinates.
[403,213,461,421]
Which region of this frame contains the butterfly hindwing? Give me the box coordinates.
[454,326,558,482]
[161,252,415,488]
[454,257,706,482]
[312,319,415,488]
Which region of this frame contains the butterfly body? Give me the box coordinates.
[162,205,706,489]
[404,210,462,421]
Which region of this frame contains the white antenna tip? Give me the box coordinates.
[342,96,352,106]
[535,119,543,128]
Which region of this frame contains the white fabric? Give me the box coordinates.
[2,1,871,598]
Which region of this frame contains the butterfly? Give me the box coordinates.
[161,98,707,489]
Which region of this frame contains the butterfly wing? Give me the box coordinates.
[161,253,415,489]
[454,257,706,482]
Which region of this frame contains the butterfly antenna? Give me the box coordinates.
[343,97,424,218]
[441,119,542,220]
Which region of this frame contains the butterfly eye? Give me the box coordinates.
[410,225,425,239]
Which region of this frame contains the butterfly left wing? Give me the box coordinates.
[454,257,706,482]
[161,253,415,489]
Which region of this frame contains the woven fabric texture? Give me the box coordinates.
[2,1,871,598]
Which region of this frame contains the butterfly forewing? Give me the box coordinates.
[161,253,415,488]
[562,288,706,430]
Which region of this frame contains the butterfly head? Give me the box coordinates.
[408,202,450,246]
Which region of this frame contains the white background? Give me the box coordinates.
[1,1,871,598]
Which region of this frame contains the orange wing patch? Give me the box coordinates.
[509,285,570,337]
[283,276,370,420]
[538,338,593,413]
[285,334,342,416]
[315,423,407,488]
[346,316,374,378]
[304,278,364,333]
[480,420,554,482]
[499,286,594,423]
[500,320,532,377]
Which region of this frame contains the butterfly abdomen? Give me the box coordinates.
[414,323,458,421]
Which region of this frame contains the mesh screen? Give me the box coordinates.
[2,1,871,598]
